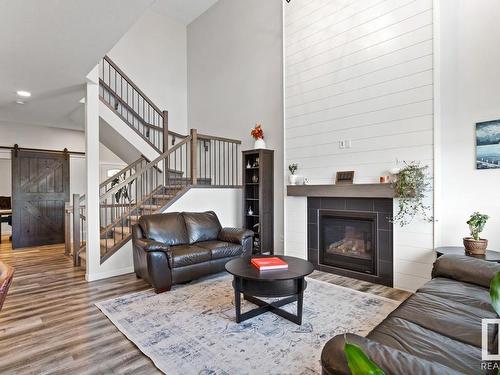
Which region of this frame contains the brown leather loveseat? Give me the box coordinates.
[321,254,500,374]
[132,211,253,293]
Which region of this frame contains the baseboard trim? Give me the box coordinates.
[86,266,135,282]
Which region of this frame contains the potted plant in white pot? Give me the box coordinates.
[464,212,489,255]
[288,163,298,185]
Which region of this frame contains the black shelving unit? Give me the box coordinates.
[242,149,274,255]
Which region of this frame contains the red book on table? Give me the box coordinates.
[251,257,288,271]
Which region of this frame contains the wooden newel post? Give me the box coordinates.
[72,194,81,267]
[190,128,198,185]
[162,110,169,153]
[64,202,71,256]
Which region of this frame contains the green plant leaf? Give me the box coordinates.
[490,271,500,316]
[345,342,386,375]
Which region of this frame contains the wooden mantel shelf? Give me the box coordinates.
[287,183,396,198]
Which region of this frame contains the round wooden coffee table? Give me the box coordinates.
[225,256,314,325]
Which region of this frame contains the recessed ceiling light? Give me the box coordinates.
[16,90,31,97]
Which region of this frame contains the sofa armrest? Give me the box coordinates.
[432,254,500,288]
[321,334,463,375]
[218,228,253,245]
[136,239,171,253]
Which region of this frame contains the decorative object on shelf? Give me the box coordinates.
[248,206,254,216]
[392,161,433,227]
[303,177,309,185]
[476,119,500,169]
[463,212,489,255]
[246,160,252,169]
[379,176,390,184]
[252,175,259,183]
[251,123,266,149]
[253,157,259,167]
[388,167,400,183]
[335,171,354,185]
[288,163,298,185]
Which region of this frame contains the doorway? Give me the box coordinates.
[11,150,70,248]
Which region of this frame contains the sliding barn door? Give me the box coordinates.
[12,150,70,249]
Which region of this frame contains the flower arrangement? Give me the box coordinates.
[288,163,298,175]
[251,123,264,140]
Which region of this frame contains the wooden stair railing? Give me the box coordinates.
[97,134,193,263]
[68,129,242,266]
[99,56,188,153]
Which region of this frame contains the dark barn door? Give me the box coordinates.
[12,150,70,249]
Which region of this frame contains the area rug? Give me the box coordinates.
[96,274,400,375]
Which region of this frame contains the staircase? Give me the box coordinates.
[70,56,241,266]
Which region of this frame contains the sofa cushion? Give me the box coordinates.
[389,292,496,348]
[368,317,482,374]
[182,211,222,244]
[169,244,211,268]
[432,254,500,288]
[197,240,243,259]
[139,212,188,246]
[418,277,496,313]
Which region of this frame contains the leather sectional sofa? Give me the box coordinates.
[321,254,500,374]
[132,211,253,293]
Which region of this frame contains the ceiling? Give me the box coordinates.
[0,0,154,130]
[150,0,219,25]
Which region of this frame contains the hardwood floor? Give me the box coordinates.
[0,236,410,374]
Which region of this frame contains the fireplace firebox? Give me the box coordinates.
[319,210,377,275]
[307,197,393,286]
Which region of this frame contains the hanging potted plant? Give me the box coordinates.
[463,212,489,255]
[288,163,298,185]
[392,161,433,226]
[251,123,266,149]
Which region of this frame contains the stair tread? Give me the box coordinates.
[140,204,161,209]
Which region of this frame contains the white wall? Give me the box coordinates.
[187,0,284,253]
[166,188,242,227]
[0,121,124,235]
[108,8,188,135]
[437,0,500,249]
[284,0,435,291]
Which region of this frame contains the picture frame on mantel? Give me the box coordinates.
[335,171,354,185]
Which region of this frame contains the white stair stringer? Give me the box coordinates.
[99,100,159,164]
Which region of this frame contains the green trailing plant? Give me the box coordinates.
[344,341,386,375]
[490,271,500,316]
[392,161,433,227]
[467,212,489,240]
[288,163,298,175]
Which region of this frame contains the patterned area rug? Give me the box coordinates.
[96,274,399,375]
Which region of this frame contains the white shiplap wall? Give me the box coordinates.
[284,0,434,291]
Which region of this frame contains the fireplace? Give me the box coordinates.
[319,210,377,275]
[308,197,393,286]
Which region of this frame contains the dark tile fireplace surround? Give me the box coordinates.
[307,197,393,286]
